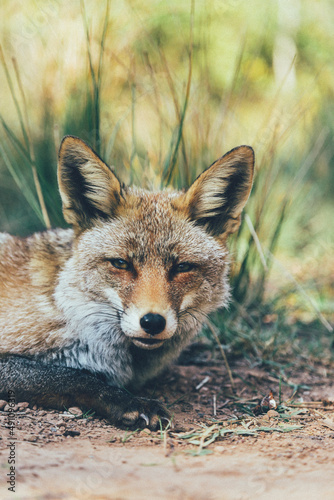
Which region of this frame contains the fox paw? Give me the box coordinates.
[121,397,171,430]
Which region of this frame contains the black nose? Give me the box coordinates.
[140,313,166,335]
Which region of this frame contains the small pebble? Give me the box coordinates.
[139,429,151,437]
[17,402,29,410]
[63,429,80,437]
[214,445,225,453]
[267,410,279,418]
[68,407,83,416]
[4,404,18,412]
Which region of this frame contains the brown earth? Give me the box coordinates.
[1,344,334,500]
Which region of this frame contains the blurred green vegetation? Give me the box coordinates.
[0,0,333,362]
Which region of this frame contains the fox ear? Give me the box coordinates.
[58,136,123,229]
[180,146,254,239]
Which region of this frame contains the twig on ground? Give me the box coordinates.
[206,320,235,392]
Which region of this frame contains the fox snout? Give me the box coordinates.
[140,313,166,335]
[120,303,178,350]
[131,312,168,349]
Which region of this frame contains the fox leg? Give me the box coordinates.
[0,356,169,430]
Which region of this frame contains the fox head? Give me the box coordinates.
[57,136,254,351]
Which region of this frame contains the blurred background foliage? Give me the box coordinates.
[0,0,333,361]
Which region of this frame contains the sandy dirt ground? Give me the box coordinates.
[1,346,334,499]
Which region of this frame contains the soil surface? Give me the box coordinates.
[1,344,334,499]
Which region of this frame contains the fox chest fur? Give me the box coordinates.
[0,137,254,394]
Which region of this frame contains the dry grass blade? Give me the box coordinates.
[253,54,297,147]
[290,401,334,407]
[206,320,235,391]
[292,127,329,188]
[162,0,194,186]
[244,214,268,271]
[0,45,29,149]
[144,52,164,165]
[81,0,110,155]
[158,47,189,182]
[320,419,334,431]
[12,58,51,229]
[0,46,50,228]
[173,405,308,452]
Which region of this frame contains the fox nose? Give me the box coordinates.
[140,313,166,335]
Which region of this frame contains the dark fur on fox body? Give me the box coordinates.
[0,137,254,429]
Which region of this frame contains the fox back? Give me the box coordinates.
[0,136,254,428]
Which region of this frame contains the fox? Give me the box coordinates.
[0,136,254,429]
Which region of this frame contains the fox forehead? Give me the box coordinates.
[76,187,226,265]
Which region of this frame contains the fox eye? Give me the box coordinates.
[109,258,131,270]
[175,262,195,273]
